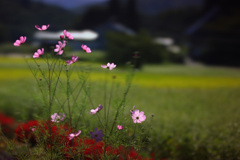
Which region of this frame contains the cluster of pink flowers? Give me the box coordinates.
[14,24,120,71]
[13,25,92,65]
[11,24,151,159]
[90,104,146,130]
[51,113,66,123]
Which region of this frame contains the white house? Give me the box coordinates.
[32,30,98,50]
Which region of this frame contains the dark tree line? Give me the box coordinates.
[0,0,76,42]
[73,0,139,31]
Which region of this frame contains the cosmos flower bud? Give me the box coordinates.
[60,35,64,40]
[117,125,123,130]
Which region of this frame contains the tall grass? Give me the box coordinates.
[1,56,240,159]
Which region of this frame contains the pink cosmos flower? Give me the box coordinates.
[86,48,91,53]
[101,62,117,70]
[35,24,50,31]
[68,130,81,140]
[66,55,78,65]
[81,44,88,50]
[131,110,146,123]
[117,125,123,130]
[51,113,66,123]
[33,48,44,58]
[31,128,36,132]
[90,128,104,142]
[63,30,74,40]
[54,40,66,55]
[90,104,103,115]
[13,36,26,46]
[81,44,91,53]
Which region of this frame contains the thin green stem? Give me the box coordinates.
[109,70,134,137]
[51,61,64,105]
[32,58,48,83]
[83,85,105,129]
[106,77,115,129]
[25,58,47,107]
[104,71,109,125]
[66,68,72,127]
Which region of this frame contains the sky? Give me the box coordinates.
[32,0,204,15]
[33,0,108,9]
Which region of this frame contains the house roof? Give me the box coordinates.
[93,21,136,36]
[185,6,220,35]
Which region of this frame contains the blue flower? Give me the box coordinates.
[90,128,104,142]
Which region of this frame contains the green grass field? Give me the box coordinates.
[1,55,240,159]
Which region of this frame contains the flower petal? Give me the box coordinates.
[101,65,107,68]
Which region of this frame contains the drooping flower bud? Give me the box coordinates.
[60,35,64,40]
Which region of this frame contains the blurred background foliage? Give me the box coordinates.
[1,0,239,66]
[105,30,186,66]
[0,0,76,42]
[1,0,240,159]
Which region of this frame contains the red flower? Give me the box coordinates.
[64,138,104,159]
[0,112,16,138]
[37,121,73,148]
[14,120,71,147]
[14,120,39,143]
[114,146,143,160]
[63,139,145,160]
[13,120,147,160]
[0,112,15,125]
[83,139,104,159]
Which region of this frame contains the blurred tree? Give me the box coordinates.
[105,30,173,65]
[124,0,139,31]
[18,0,31,9]
[108,0,121,21]
[187,0,240,66]
[0,23,8,43]
[73,6,108,29]
[152,7,201,37]
[0,0,76,42]
[73,0,124,30]
[203,0,240,11]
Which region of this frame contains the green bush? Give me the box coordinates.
[0,43,36,54]
[105,30,170,66]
